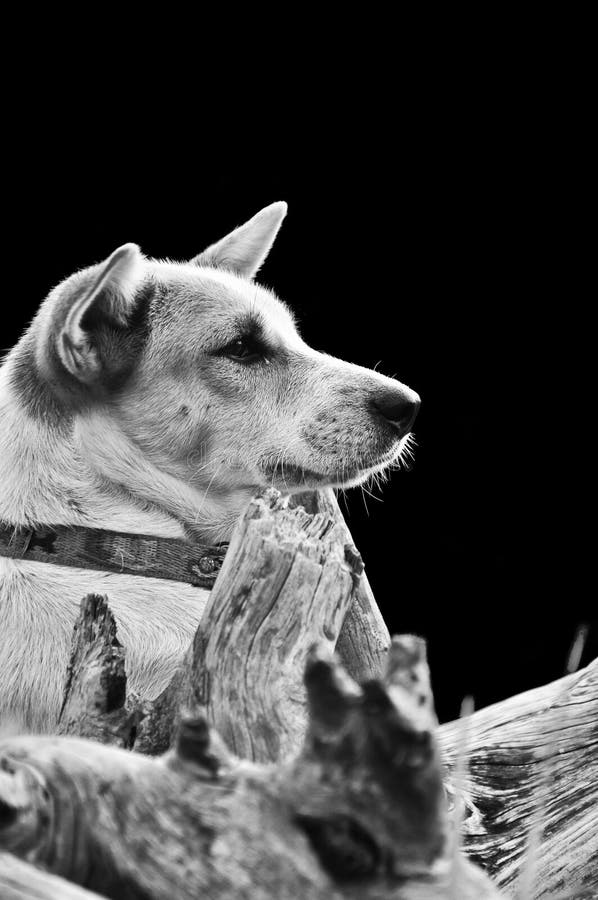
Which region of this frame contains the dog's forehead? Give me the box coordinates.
[145,261,297,340]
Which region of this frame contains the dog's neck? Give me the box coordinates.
[0,355,249,543]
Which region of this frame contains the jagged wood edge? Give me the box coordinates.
[0,638,502,900]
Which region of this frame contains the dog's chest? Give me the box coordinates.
[0,557,210,732]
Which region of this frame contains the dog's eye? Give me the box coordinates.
[221,336,264,363]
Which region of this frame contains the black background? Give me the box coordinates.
[3,74,592,722]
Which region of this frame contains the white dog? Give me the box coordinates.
[0,203,420,731]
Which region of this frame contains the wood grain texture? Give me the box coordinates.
[0,853,103,899]
[46,585,598,897]
[57,593,143,747]
[290,488,391,681]
[0,637,502,900]
[8,486,595,896]
[438,657,598,897]
[189,488,363,762]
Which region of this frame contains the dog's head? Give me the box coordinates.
[21,203,419,530]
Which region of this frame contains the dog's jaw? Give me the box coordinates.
[259,433,416,495]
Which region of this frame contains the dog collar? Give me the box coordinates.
[0,521,228,589]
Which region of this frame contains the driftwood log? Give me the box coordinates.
[438,656,598,897]
[54,590,598,898]
[0,853,104,899]
[0,487,596,897]
[0,635,501,900]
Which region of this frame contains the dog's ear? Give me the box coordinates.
[190,201,287,278]
[55,243,144,383]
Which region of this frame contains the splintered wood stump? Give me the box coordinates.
[134,488,364,759]
[0,637,502,900]
[58,594,143,747]
[438,656,598,898]
[189,489,362,760]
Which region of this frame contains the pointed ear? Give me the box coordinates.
[57,243,144,382]
[190,201,287,278]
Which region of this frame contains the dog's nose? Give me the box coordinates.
[372,391,421,437]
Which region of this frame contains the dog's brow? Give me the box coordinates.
[236,311,265,336]
[233,312,274,348]
[230,310,291,356]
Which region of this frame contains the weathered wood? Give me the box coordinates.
[135,489,363,759]
[185,488,362,762]
[290,488,391,681]
[59,489,388,758]
[0,853,103,899]
[0,636,502,900]
[57,593,143,747]
[63,600,598,897]
[287,637,502,899]
[438,657,598,898]
[46,488,598,896]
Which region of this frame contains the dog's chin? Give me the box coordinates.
[266,463,381,493]
[262,437,412,493]
[262,462,333,492]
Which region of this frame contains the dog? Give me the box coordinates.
[0,202,420,732]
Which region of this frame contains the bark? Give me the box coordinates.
[0,636,501,900]
[438,656,598,898]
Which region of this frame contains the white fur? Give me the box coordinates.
[0,202,420,733]
[191,202,287,277]
[0,556,209,732]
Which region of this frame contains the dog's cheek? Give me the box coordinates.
[194,358,260,403]
[176,417,214,468]
[300,411,362,458]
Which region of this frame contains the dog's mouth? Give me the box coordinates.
[261,461,332,488]
[260,438,414,491]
